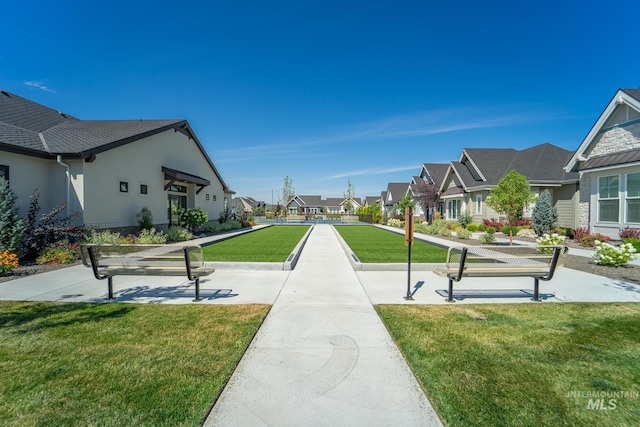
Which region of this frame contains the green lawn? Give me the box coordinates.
[334,225,448,263]
[376,303,640,427]
[0,301,270,426]
[202,225,310,262]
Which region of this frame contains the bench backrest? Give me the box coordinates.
[445,245,568,272]
[81,244,205,269]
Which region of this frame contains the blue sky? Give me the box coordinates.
[2,0,639,204]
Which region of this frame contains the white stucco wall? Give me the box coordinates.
[81,130,226,228]
[0,152,55,216]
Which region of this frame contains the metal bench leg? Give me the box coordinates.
[533,277,540,302]
[447,278,455,303]
[108,277,114,300]
[193,277,201,302]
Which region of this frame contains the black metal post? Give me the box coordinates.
[194,277,201,302]
[533,277,540,301]
[108,276,113,300]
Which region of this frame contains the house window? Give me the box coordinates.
[598,175,619,222]
[213,195,217,201]
[447,199,461,220]
[140,184,148,195]
[627,173,640,223]
[476,195,482,214]
[119,181,129,193]
[0,165,8,182]
[168,184,187,193]
[206,194,210,201]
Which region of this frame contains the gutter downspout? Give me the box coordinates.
[56,155,71,218]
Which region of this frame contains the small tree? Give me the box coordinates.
[531,190,557,236]
[136,207,154,231]
[0,178,25,256]
[486,170,536,245]
[278,175,295,209]
[343,178,356,214]
[22,188,86,259]
[413,174,441,223]
[397,194,415,219]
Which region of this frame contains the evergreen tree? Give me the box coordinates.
[0,178,25,256]
[531,189,557,236]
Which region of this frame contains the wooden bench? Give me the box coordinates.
[434,245,568,302]
[81,244,215,301]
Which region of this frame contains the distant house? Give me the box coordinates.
[565,88,640,238]
[286,195,325,214]
[232,196,265,214]
[416,163,448,221]
[382,182,410,218]
[325,197,361,215]
[439,143,579,226]
[363,196,380,207]
[0,90,233,230]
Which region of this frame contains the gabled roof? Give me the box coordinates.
[384,182,409,205]
[0,89,230,191]
[565,88,640,172]
[364,196,379,206]
[440,143,578,194]
[419,163,448,184]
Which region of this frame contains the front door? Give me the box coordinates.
[168,194,187,225]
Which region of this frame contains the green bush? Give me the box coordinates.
[165,226,193,242]
[457,228,472,239]
[136,228,166,244]
[479,232,496,243]
[477,223,486,231]
[593,241,638,267]
[485,226,496,234]
[181,207,208,232]
[136,207,154,231]
[85,229,129,244]
[457,214,473,229]
[466,223,479,232]
[0,177,25,256]
[501,225,521,235]
[623,237,640,252]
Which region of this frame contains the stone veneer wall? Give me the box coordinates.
[588,122,640,157]
[579,121,640,231]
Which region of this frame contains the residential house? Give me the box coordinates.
[439,143,579,227]
[363,196,380,207]
[565,88,640,239]
[382,182,410,219]
[416,163,449,221]
[232,196,266,215]
[285,195,325,215]
[325,197,362,215]
[0,90,232,231]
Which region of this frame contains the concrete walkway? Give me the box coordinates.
[204,224,443,426]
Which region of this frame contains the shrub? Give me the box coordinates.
[22,188,87,259]
[582,233,611,248]
[513,218,531,227]
[457,228,472,239]
[136,228,166,244]
[623,237,640,252]
[536,233,566,254]
[479,231,496,243]
[483,218,503,229]
[36,241,81,265]
[181,207,208,232]
[572,227,590,244]
[85,229,129,244]
[387,218,404,228]
[136,207,154,231]
[501,225,521,235]
[0,250,19,276]
[477,223,486,231]
[165,226,192,242]
[592,240,638,267]
[466,223,480,232]
[619,227,640,239]
[0,177,25,256]
[457,214,473,229]
[485,226,496,234]
[205,222,222,233]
